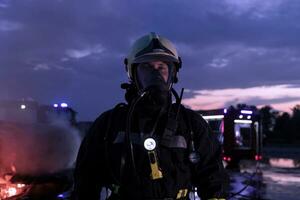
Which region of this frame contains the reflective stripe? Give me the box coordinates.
[113,131,187,149]
[161,135,187,148]
[207,198,226,200]
[148,198,174,200]
[113,131,142,145]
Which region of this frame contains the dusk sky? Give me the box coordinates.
[1,0,300,120]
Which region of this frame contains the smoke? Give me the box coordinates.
[0,119,81,176]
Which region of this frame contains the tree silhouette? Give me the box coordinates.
[273,112,291,142]
[259,105,278,143]
[269,105,300,144]
[291,105,300,141]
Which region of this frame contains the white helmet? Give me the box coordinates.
[124,32,182,84]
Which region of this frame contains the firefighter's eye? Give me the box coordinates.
[157,65,168,71]
[140,63,151,68]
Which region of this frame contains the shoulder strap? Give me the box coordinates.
[104,102,127,185]
[181,106,201,164]
[159,104,178,147]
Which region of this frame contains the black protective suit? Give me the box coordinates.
[73,89,229,200]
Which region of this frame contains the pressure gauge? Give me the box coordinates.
[144,138,156,151]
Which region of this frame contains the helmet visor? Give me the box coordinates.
[133,52,179,64]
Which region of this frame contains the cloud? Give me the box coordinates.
[247,47,267,56]
[65,44,105,59]
[0,3,8,8]
[66,49,91,59]
[30,61,73,71]
[1,0,300,120]
[223,0,284,18]
[178,43,300,91]
[33,64,50,71]
[0,0,10,8]
[209,58,229,68]
[0,20,22,31]
[182,84,300,112]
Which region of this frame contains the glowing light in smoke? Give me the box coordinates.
[7,187,17,197]
[16,184,25,188]
[20,105,26,110]
[0,182,28,199]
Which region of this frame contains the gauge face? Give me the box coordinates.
[144,138,156,151]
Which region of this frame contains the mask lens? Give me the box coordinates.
[136,62,174,91]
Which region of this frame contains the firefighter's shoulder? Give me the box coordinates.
[179,106,209,128]
[88,103,128,137]
[94,103,127,124]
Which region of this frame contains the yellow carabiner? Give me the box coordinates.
[148,150,163,180]
[176,189,188,199]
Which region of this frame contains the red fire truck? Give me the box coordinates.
[197,105,263,167]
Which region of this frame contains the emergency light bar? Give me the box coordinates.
[241,110,253,114]
[203,115,224,120]
[53,103,68,108]
[60,103,68,108]
[234,119,252,124]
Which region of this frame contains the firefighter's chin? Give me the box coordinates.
[145,86,170,107]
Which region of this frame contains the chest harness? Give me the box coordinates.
[104,88,201,199]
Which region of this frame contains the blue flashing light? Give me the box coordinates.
[224,108,227,114]
[53,104,58,108]
[60,103,68,108]
[57,194,64,198]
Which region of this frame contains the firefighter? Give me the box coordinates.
[73,33,229,200]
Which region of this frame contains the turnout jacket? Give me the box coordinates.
[73,103,229,200]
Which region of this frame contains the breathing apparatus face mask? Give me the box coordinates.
[135,61,175,106]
